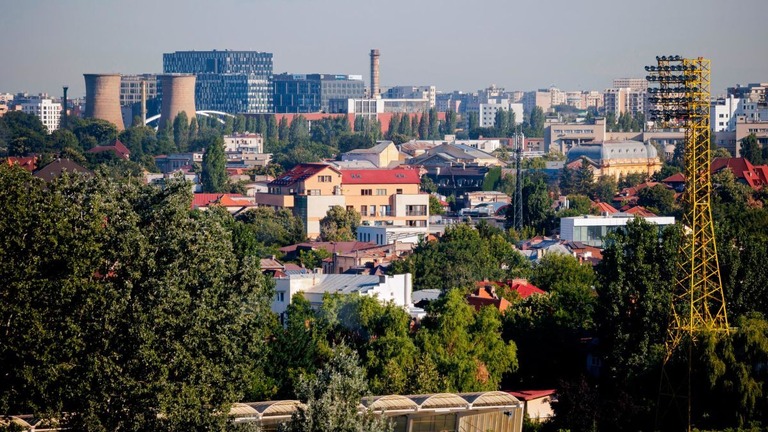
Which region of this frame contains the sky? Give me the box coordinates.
[1,0,766,98]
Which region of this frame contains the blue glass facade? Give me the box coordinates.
[272,73,364,113]
[163,50,273,114]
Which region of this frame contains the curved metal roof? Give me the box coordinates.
[567,140,659,164]
[462,391,521,408]
[363,395,419,412]
[231,400,303,419]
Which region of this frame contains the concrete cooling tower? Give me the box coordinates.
[84,74,125,131]
[159,74,196,129]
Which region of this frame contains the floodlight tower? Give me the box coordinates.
[646,55,729,430]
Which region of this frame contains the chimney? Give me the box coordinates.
[140,80,147,125]
[61,86,68,129]
[370,49,380,99]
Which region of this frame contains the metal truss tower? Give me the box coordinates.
[646,55,729,430]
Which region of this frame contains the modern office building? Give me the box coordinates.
[273,73,364,113]
[383,86,437,108]
[560,214,675,248]
[163,50,273,114]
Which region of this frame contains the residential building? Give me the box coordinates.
[406,143,501,168]
[340,140,403,168]
[20,96,61,133]
[727,82,767,103]
[191,193,257,213]
[341,167,429,229]
[522,89,553,114]
[163,50,273,113]
[86,139,130,160]
[612,78,648,91]
[356,225,427,246]
[224,132,263,153]
[478,102,523,128]
[711,157,768,190]
[560,214,675,248]
[508,390,556,423]
[382,86,437,108]
[271,273,413,319]
[603,87,645,118]
[566,140,663,181]
[155,152,204,173]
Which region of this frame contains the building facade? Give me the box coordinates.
[120,74,159,106]
[21,96,61,133]
[383,86,437,108]
[163,50,273,114]
[566,140,663,181]
[560,214,675,247]
[273,73,364,113]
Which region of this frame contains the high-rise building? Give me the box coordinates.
[21,96,61,133]
[612,78,648,91]
[120,74,159,106]
[163,50,273,114]
[382,86,437,108]
[272,73,364,113]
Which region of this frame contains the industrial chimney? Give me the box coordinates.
[61,86,68,129]
[84,74,125,131]
[158,74,196,129]
[370,49,380,99]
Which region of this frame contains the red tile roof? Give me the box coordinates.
[269,163,339,187]
[662,173,686,183]
[623,205,657,217]
[711,157,768,190]
[591,201,618,214]
[508,280,546,298]
[86,139,130,159]
[5,156,38,172]
[341,167,420,185]
[191,193,255,209]
[508,389,557,401]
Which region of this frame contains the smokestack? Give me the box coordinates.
[370,49,380,99]
[158,74,196,129]
[84,74,125,131]
[140,80,147,126]
[61,86,68,129]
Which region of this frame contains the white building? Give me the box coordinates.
[710,96,768,132]
[357,225,427,246]
[479,102,524,128]
[224,132,264,153]
[271,273,414,320]
[560,214,675,248]
[383,86,437,108]
[21,97,61,133]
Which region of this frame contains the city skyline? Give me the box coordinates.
[2,0,767,98]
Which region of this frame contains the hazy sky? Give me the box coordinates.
[2,0,766,98]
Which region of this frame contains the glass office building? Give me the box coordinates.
[163,50,273,114]
[272,73,364,113]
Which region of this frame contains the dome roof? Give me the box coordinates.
[567,140,658,163]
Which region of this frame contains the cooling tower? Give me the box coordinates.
[159,74,196,129]
[84,74,125,131]
[370,49,380,99]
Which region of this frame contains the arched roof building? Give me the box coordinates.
[566,140,662,180]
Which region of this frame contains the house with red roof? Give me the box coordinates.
[86,139,130,160]
[508,389,556,423]
[255,163,429,239]
[4,156,38,172]
[711,157,768,191]
[191,193,256,214]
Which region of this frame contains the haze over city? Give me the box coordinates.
[2,0,767,97]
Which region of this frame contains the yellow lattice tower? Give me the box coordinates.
[647,55,729,430]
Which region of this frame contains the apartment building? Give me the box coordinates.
[254,164,429,238]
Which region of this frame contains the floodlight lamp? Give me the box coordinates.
[661,56,667,61]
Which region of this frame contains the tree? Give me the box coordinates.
[637,184,675,215]
[418,111,429,139]
[574,159,595,196]
[319,206,361,241]
[172,112,190,152]
[494,108,510,137]
[284,344,392,432]
[429,195,445,215]
[0,166,274,431]
[522,173,553,232]
[444,109,457,135]
[201,136,228,192]
[592,175,618,203]
[416,289,517,392]
[740,133,762,164]
[428,108,440,139]
[524,106,545,138]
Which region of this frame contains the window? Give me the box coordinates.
[406,205,427,216]
[361,189,373,196]
[317,175,332,182]
[275,291,285,302]
[396,188,403,194]
[379,205,391,216]
[376,188,387,195]
[360,206,368,216]
[307,189,321,196]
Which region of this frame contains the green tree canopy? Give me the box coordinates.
[0,166,274,431]
[319,206,361,241]
[201,135,228,192]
